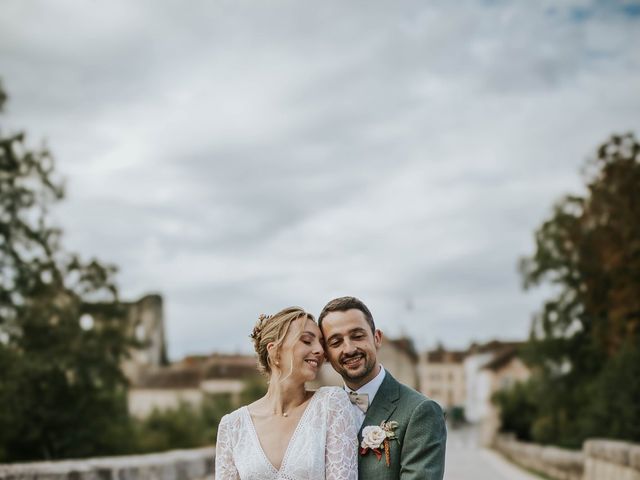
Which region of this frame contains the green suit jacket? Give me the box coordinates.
[357,372,446,479]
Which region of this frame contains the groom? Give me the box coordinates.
[319,296,446,479]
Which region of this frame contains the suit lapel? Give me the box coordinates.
[358,372,400,438]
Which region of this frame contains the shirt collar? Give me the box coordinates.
[346,365,386,403]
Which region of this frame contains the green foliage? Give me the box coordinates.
[130,376,265,453]
[239,375,267,405]
[201,393,235,442]
[132,397,223,453]
[0,82,134,461]
[447,406,466,427]
[512,132,640,447]
[578,340,640,442]
[492,380,538,442]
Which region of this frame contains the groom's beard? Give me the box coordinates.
[337,351,376,383]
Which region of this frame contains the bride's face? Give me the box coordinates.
[275,318,325,382]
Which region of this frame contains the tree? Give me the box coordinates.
[517,132,640,447]
[0,81,134,461]
[492,380,539,441]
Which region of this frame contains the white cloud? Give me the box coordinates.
[1,0,639,358]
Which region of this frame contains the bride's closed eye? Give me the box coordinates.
[300,333,315,345]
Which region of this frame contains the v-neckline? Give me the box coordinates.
[244,391,319,474]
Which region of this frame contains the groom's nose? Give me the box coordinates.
[342,338,357,355]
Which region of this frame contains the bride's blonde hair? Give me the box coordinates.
[250,306,315,376]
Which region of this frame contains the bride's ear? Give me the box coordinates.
[267,342,279,367]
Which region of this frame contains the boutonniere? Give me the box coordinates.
[360,420,399,467]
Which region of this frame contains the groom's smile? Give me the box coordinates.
[341,353,365,369]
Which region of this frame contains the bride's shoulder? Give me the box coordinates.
[219,405,246,428]
[313,386,350,404]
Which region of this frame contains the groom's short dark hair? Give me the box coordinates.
[318,296,376,334]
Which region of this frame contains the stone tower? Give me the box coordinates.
[120,294,168,384]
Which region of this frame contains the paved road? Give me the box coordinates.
[445,425,540,480]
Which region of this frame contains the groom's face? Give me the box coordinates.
[321,309,382,389]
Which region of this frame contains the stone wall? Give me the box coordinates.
[4,438,639,480]
[0,447,214,480]
[495,435,640,480]
[495,434,584,480]
[584,439,640,480]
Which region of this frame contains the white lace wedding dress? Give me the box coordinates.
[215,386,358,480]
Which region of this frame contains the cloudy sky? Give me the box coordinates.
[2,0,639,359]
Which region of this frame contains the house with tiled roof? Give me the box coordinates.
[128,352,261,417]
[419,345,467,410]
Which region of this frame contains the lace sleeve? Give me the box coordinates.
[325,388,358,480]
[215,414,240,480]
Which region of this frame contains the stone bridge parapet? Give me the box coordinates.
[495,435,640,480]
[0,447,214,480]
[584,439,640,480]
[495,434,583,480]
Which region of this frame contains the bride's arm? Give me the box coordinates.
[214,414,240,480]
[325,389,359,480]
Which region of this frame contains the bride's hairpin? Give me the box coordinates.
[249,313,272,340]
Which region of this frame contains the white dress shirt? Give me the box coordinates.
[345,365,386,427]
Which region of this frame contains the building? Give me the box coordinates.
[120,294,168,384]
[419,346,466,410]
[463,340,523,423]
[379,337,420,388]
[128,353,260,418]
[482,346,531,393]
[127,362,204,417]
[480,346,531,444]
[417,339,529,434]
[86,293,168,385]
[90,293,262,417]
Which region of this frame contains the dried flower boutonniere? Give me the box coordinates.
[360,420,399,467]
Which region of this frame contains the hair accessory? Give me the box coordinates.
[249,313,272,340]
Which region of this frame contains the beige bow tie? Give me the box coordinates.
[348,392,369,413]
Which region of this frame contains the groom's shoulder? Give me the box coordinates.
[397,381,427,405]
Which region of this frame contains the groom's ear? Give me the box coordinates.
[373,329,383,349]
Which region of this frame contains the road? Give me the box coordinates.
[445,425,540,480]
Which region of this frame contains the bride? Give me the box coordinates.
[215,307,358,479]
